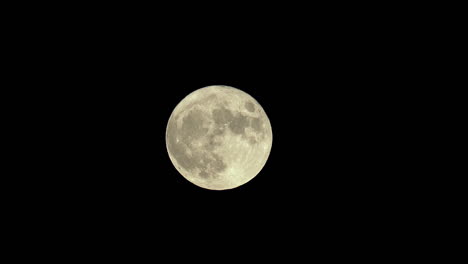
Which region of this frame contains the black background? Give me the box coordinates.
[12,3,416,258]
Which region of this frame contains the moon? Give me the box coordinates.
[165,85,273,190]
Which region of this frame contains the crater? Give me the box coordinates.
[245,101,255,112]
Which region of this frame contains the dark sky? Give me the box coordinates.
[18,6,412,257]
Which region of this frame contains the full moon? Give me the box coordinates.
[166,85,273,190]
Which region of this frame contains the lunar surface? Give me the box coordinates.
[166,85,273,190]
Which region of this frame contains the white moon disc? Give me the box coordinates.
[166,85,273,190]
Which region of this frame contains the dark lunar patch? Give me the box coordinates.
[197,154,226,180]
[204,134,220,151]
[199,170,209,178]
[212,107,233,125]
[180,109,208,141]
[229,114,249,134]
[167,110,210,173]
[250,117,263,132]
[168,107,228,178]
[245,101,255,112]
[211,153,227,173]
[248,136,257,145]
[196,155,209,171]
[212,126,225,136]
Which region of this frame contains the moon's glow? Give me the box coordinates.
[166,85,272,190]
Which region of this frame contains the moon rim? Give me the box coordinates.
[166,85,273,190]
